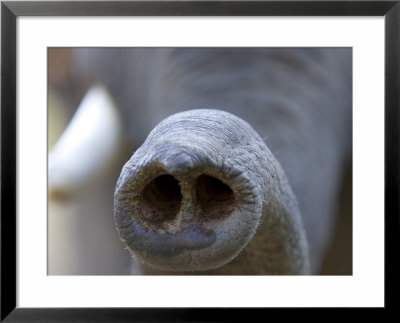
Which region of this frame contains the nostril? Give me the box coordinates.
[195,174,236,222]
[141,174,182,224]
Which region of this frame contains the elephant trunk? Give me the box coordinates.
[114,109,310,274]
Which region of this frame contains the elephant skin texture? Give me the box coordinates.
[49,48,352,275]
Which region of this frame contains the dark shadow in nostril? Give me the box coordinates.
[141,175,182,224]
[195,174,236,222]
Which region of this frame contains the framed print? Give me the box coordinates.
[1,0,399,321]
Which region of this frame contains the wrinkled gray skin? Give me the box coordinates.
[74,48,352,274]
[114,109,310,274]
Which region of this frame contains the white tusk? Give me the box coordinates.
[49,85,123,199]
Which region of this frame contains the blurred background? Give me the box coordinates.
[48,48,352,275]
[48,48,133,274]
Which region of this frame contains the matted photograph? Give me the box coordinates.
[3,1,395,318]
[47,47,353,276]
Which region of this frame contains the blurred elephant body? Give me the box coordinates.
[56,48,352,274]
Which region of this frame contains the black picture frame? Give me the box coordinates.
[1,1,399,321]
